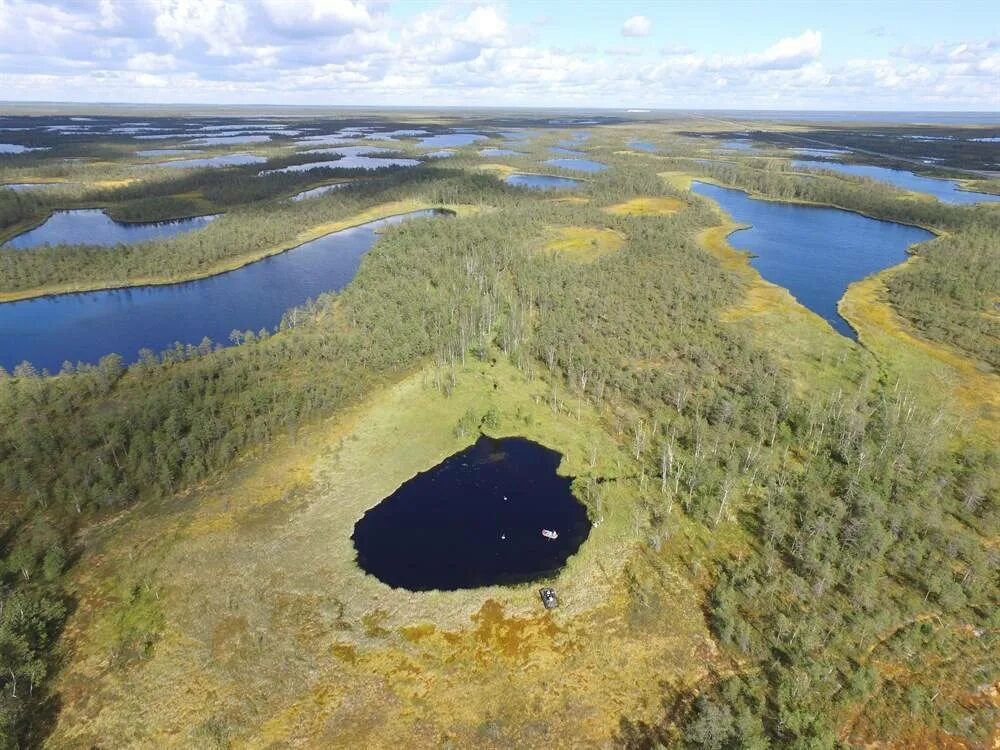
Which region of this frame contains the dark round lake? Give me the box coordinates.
[352,435,592,591]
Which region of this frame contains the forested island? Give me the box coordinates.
[1,108,997,749]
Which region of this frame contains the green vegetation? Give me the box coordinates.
[0,114,997,748]
[686,158,1000,370]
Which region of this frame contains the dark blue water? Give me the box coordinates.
[505,173,583,190]
[352,435,591,591]
[544,158,606,173]
[691,181,933,338]
[4,210,218,250]
[791,160,1000,205]
[0,210,444,371]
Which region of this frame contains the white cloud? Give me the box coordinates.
[126,52,178,72]
[152,0,250,57]
[744,29,822,70]
[259,0,374,37]
[0,3,995,109]
[621,15,652,38]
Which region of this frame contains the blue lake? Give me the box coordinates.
[505,174,583,190]
[691,181,933,338]
[4,209,218,250]
[0,210,445,371]
[352,435,591,591]
[544,158,607,173]
[791,160,1000,205]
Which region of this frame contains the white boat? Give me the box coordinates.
[541,529,558,540]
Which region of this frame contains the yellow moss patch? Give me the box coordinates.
[542,226,625,262]
[606,196,685,216]
[476,162,517,177]
[90,178,138,188]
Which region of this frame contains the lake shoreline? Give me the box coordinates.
[0,201,474,303]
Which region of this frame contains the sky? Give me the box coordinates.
[0,0,997,110]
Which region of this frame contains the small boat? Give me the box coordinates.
[541,529,558,540]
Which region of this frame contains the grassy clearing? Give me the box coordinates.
[605,196,685,216]
[0,200,479,303]
[542,226,625,263]
[50,358,717,747]
[841,271,999,435]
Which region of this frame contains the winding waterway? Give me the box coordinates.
[0,209,446,371]
[4,209,218,250]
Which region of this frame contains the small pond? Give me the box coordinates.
[419,132,487,147]
[154,153,266,169]
[0,144,49,154]
[0,209,446,371]
[629,140,658,152]
[352,435,592,591]
[691,181,933,338]
[505,173,583,190]
[791,159,1000,205]
[544,158,607,173]
[4,209,218,250]
[290,183,347,201]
